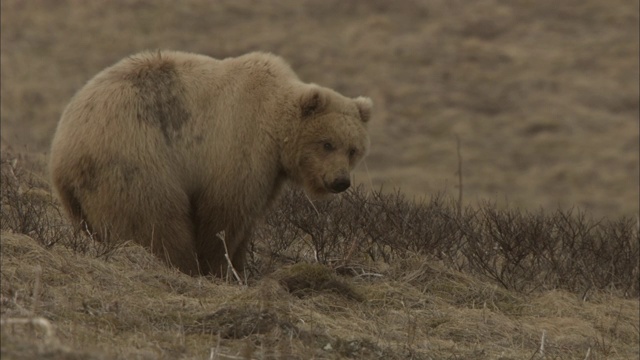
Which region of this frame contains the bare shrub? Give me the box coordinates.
[458,203,550,292]
[569,214,639,297]
[0,157,69,248]
[255,185,639,297]
[1,155,123,260]
[442,203,638,296]
[5,150,636,297]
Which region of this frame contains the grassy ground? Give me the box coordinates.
[1,1,639,359]
[2,228,638,359]
[0,172,640,359]
[1,135,638,359]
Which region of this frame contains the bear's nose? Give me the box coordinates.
[330,178,350,193]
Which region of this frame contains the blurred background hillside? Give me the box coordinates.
[1,0,638,218]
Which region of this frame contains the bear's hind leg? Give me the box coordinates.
[121,188,202,276]
[148,217,201,276]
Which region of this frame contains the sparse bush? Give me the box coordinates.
[1,155,123,259]
[0,157,68,248]
[4,152,637,297]
[256,185,639,297]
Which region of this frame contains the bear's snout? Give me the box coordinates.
[329,177,350,193]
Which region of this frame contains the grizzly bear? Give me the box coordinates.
[49,50,372,276]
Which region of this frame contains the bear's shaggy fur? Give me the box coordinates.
[49,50,372,276]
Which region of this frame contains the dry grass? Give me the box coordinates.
[1,1,639,358]
[2,231,638,359]
[1,149,638,359]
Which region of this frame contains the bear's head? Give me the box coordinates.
[284,85,372,198]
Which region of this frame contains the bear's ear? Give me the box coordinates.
[354,96,373,123]
[300,87,326,118]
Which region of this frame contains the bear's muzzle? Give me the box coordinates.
[328,177,350,193]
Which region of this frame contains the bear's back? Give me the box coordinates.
[51,50,302,196]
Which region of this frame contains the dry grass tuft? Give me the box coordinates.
[188,306,297,339]
[275,263,364,302]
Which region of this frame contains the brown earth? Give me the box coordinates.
[1,0,638,218]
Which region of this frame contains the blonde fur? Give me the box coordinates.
[49,50,372,276]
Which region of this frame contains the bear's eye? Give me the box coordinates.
[323,142,334,151]
[348,148,357,158]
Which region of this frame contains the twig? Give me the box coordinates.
[7,158,24,194]
[219,232,244,286]
[362,159,374,194]
[31,265,42,315]
[342,236,359,267]
[455,134,463,218]
[302,192,320,216]
[355,272,383,278]
[209,332,221,360]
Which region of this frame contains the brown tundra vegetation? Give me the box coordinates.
[1,0,638,359]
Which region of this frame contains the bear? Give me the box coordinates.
[49,50,372,277]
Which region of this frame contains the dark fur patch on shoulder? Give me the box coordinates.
[126,53,191,145]
[110,157,140,186]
